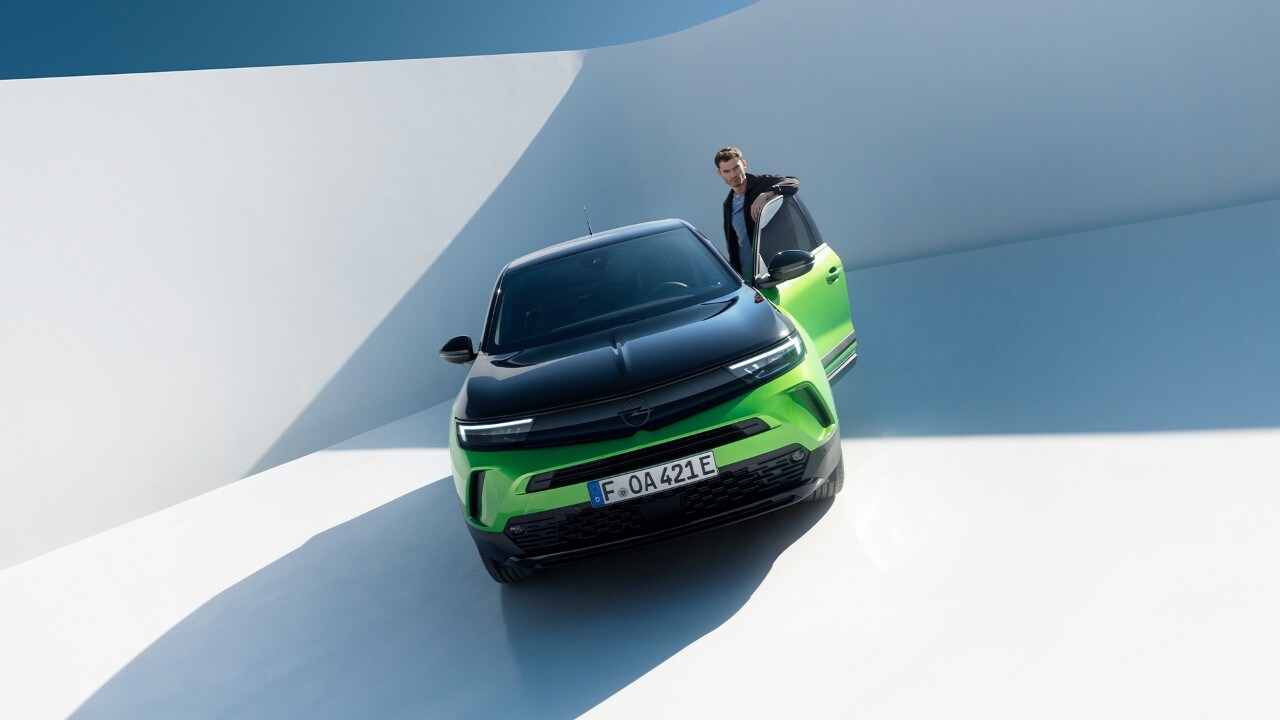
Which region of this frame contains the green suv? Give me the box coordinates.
[439,194,857,582]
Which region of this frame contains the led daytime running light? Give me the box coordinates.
[728,335,803,380]
[458,417,533,447]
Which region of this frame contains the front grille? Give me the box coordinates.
[505,444,809,556]
[516,367,753,449]
[525,418,770,492]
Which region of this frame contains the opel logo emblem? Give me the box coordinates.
[618,397,651,427]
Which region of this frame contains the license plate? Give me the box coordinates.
[587,451,719,508]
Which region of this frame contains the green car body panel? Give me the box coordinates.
[759,243,857,378]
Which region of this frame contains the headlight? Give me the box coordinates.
[457,417,533,450]
[727,334,804,384]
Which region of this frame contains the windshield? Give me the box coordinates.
[485,228,739,353]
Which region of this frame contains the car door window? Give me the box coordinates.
[754,196,820,277]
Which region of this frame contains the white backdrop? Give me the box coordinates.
[3,0,1279,568]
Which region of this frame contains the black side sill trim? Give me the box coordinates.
[821,330,858,369]
[827,351,858,384]
[524,418,770,493]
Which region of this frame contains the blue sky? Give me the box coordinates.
[0,1,758,80]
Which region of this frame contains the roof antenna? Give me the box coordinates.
[582,203,594,236]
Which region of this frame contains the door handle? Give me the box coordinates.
[827,267,841,284]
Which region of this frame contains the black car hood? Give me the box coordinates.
[457,287,791,420]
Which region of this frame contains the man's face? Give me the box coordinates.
[717,158,747,191]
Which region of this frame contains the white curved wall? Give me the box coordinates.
[3,0,1278,568]
[0,53,585,567]
[567,0,1280,267]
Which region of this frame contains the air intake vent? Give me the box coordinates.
[468,470,486,522]
[792,384,834,428]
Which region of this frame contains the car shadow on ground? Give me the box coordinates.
[70,478,831,720]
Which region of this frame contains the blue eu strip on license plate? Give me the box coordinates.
[587,451,719,508]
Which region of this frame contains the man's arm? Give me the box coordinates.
[750,174,799,220]
[764,175,799,195]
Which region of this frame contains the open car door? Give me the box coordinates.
[752,194,858,383]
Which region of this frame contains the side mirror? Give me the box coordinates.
[764,249,815,286]
[439,335,477,365]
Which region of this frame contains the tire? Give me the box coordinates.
[481,553,536,584]
[804,458,844,502]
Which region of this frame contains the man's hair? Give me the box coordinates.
[714,146,743,167]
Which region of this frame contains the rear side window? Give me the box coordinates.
[488,228,738,353]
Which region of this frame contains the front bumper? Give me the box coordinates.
[470,430,841,570]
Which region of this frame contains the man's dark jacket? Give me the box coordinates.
[722,173,799,278]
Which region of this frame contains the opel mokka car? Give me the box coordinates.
[439,193,857,582]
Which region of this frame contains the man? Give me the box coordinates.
[715,146,799,279]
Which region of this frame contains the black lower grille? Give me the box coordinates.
[505,445,809,556]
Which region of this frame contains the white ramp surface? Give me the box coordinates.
[3,424,1278,718]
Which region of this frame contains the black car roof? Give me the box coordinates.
[502,219,697,274]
